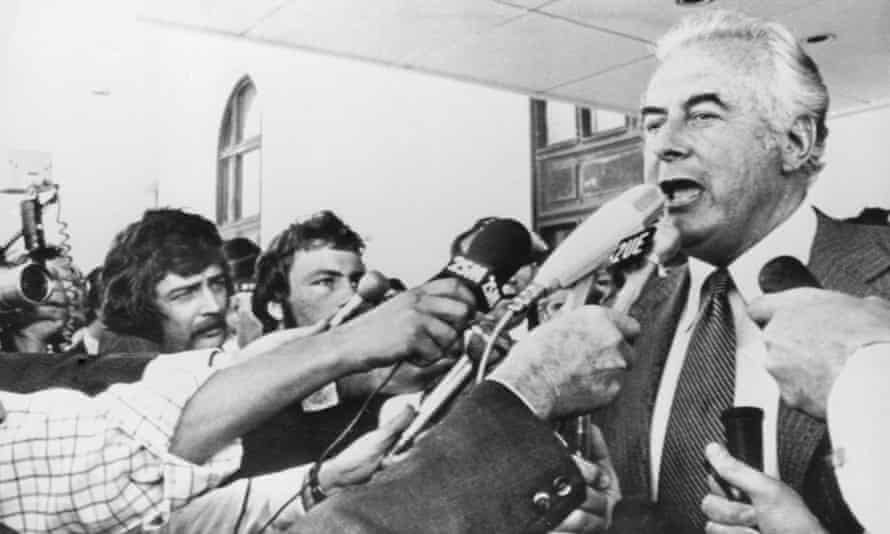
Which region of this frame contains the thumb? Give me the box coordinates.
[379,405,417,439]
[705,442,772,499]
[746,294,776,327]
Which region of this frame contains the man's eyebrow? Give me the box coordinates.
[307,269,344,278]
[164,280,201,297]
[640,105,666,118]
[684,92,729,111]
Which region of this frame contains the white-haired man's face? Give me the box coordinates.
[641,43,796,266]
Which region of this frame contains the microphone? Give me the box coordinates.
[326,270,391,328]
[758,255,822,293]
[436,218,532,312]
[388,219,532,455]
[510,184,664,314]
[718,406,764,503]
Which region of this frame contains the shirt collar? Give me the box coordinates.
[684,198,817,321]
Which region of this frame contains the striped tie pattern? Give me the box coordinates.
[658,268,736,533]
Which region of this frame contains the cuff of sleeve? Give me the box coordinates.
[141,439,244,531]
[486,377,541,420]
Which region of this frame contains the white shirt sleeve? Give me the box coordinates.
[827,343,890,534]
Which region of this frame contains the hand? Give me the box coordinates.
[748,289,890,418]
[331,278,475,371]
[551,425,621,533]
[317,405,417,493]
[701,443,827,534]
[488,305,639,420]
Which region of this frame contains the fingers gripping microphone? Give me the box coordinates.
[510,184,664,314]
[388,219,532,456]
[326,270,391,328]
[437,218,532,312]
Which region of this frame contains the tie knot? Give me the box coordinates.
[702,268,734,302]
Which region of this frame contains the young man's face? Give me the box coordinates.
[284,246,365,327]
[154,264,229,352]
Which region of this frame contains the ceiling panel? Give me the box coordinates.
[541,0,818,42]
[248,0,524,64]
[415,12,650,93]
[549,56,656,112]
[777,0,890,107]
[133,0,290,35]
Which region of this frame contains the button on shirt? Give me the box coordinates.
[650,201,817,497]
[0,350,243,534]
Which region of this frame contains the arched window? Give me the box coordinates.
[217,76,261,240]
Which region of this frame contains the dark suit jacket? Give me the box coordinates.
[295,381,585,534]
[592,211,890,533]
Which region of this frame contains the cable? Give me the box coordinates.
[474,309,515,384]
[232,477,252,534]
[255,363,401,534]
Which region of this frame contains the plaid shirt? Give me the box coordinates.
[0,350,243,534]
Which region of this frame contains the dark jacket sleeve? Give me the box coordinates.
[295,380,585,534]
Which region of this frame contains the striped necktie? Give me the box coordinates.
[658,268,736,533]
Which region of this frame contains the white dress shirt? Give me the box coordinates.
[650,201,818,497]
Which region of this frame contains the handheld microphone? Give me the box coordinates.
[758,255,822,293]
[436,218,532,312]
[326,270,391,328]
[718,406,764,503]
[510,184,664,314]
[388,219,532,456]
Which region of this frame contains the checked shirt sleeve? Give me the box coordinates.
[0,349,242,534]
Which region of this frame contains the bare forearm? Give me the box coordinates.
[170,332,364,463]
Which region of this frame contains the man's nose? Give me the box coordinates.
[651,120,691,163]
[199,284,225,313]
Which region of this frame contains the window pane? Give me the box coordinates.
[218,157,232,223]
[238,83,260,141]
[240,149,261,218]
[546,101,577,144]
[594,110,626,132]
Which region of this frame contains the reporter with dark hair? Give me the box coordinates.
[100,208,230,354]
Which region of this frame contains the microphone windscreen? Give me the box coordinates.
[356,270,390,303]
[464,218,532,285]
[758,256,822,294]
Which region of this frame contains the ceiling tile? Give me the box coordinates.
[777,0,890,107]
[541,0,818,42]
[248,0,525,64]
[134,0,290,34]
[415,12,650,93]
[548,56,656,112]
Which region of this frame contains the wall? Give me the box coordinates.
[151,27,532,285]
[811,104,890,219]
[2,0,161,270]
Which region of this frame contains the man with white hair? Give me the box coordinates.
[589,9,890,534]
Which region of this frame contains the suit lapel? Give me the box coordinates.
[778,211,890,489]
[592,267,689,500]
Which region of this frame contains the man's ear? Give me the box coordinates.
[266,301,284,322]
[781,115,816,174]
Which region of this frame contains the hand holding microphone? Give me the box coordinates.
[749,256,890,419]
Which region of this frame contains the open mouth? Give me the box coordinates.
[659,178,704,208]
